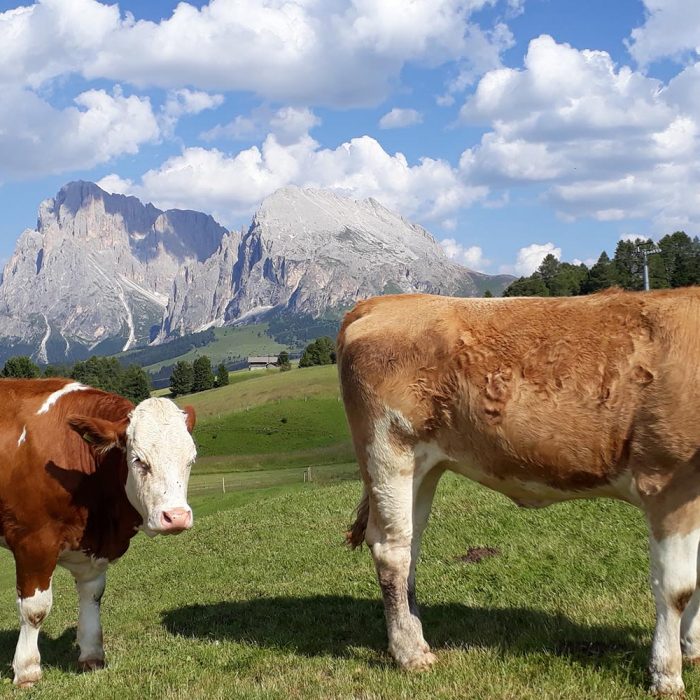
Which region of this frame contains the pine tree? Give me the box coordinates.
[215,362,230,386]
[2,356,40,378]
[582,251,616,293]
[170,361,194,396]
[192,356,215,392]
[120,365,151,404]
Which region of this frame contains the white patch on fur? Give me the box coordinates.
[58,551,109,663]
[125,397,196,535]
[13,585,53,686]
[17,426,26,447]
[36,382,88,415]
[648,528,700,694]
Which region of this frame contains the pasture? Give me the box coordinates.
[0,478,691,698]
[0,364,693,697]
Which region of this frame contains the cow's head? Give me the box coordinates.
[69,398,197,536]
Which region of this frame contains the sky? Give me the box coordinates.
[1,0,699,277]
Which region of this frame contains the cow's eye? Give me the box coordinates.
[133,458,151,474]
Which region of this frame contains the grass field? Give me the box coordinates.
[143,325,287,373]
[0,475,691,699]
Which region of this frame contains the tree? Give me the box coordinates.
[2,356,40,378]
[537,254,561,290]
[658,231,699,288]
[120,365,151,404]
[299,337,336,367]
[503,275,549,297]
[170,361,194,396]
[71,356,122,393]
[192,356,215,392]
[215,362,230,387]
[277,350,291,372]
[582,251,616,293]
[612,239,643,291]
[483,289,494,298]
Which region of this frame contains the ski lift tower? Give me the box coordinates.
[636,241,661,291]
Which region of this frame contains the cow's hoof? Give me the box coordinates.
[650,672,684,696]
[13,665,41,688]
[78,658,105,672]
[401,650,437,672]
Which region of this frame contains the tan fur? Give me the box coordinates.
[338,289,700,694]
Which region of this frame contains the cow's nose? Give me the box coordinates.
[160,508,192,533]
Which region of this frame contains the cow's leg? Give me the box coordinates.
[680,538,700,663]
[12,544,57,688]
[366,441,436,671]
[408,465,445,620]
[647,524,700,695]
[74,571,107,670]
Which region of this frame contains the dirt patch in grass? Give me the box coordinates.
[456,546,500,564]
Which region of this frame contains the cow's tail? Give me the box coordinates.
[346,487,369,549]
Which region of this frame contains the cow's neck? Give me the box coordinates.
[78,449,142,562]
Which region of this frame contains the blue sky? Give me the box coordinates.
[1,0,699,276]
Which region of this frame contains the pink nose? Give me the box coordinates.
[160,508,192,533]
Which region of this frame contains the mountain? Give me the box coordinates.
[161,187,512,336]
[0,182,512,363]
[0,181,226,361]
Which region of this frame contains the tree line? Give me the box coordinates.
[503,231,700,297]
[1,355,152,404]
[170,356,229,396]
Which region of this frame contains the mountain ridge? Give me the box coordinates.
[0,181,512,363]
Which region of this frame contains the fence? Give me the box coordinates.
[187,462,359,497]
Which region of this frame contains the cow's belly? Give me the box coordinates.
[58,549,109,582]
[415,442,642,508]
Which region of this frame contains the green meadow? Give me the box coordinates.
[0,364,691,698]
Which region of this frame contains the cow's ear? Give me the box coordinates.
[182,405,196,434]
[68,415,128,452]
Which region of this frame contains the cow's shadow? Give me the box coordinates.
[161,596,649,682]
[0,626,78,678]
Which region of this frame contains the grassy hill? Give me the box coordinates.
[0,476,690,698]
[176,364,356,495]
[142,325,288,374]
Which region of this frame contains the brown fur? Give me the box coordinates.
[0,379,140,595]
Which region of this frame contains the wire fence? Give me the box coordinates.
[188,462,359,497]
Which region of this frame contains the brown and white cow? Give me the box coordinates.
[339,289,700,695]
[0,378,197,687]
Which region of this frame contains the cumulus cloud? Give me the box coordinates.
[627,0,700,66]
[0,86,159,179]
[509,242,561,276]
[441,238,490,271]
[203,106,321,146]
[160,88,224,137]
[1,0,514,109]
[379,108,423,129]
[457,34,700,231]
[100,130,487,225]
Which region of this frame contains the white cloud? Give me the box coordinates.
[0,86,159,179]
[101,130,487,225]
[379,108,423,129]
[161,88,224,136]
[627,0,700,66]
[512,242,561,276]
[457,35,700,231]
[201,105,320,146]
[1,0,514,109]
[441,238,490,271]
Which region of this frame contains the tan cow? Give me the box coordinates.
[338,289,700,695]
